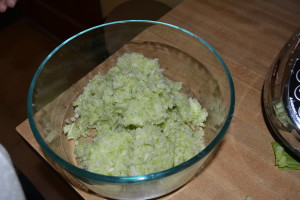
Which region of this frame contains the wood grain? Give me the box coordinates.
[17,0,300,199]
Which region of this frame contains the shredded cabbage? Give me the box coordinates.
[64,52,208,176]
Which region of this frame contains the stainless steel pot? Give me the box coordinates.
[264,27,300,157]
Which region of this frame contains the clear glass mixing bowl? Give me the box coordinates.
[27,20,235,199]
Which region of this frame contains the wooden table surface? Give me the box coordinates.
[17,0,300,199]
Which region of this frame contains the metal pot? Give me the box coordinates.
[263,27,300,157]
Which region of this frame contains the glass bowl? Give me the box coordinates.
[27,20,235,200]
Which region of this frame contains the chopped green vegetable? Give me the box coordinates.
[271,142,300,170]
[272,100,291,130]
[244,196,253,200]
[64,53,208,176]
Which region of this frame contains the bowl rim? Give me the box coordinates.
[27,19,235,183]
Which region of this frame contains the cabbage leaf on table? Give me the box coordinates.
[272,142,300,170]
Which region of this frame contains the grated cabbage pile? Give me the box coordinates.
[63,53,208,176]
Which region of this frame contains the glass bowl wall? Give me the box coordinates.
[28,20,235,200]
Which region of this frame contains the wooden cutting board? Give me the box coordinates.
[17,0,300,199]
